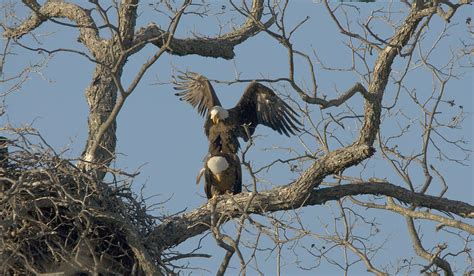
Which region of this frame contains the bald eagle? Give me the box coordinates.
[196,152,242,199]
[174,72,301,154]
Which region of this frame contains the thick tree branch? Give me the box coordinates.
[118,0,139,47]
[385,197,474,234]
[358,7,435,146]
[147,181,473,253]
[308,183,474,218]
[350,195,474,234]
[132,0,273,59]
[4,0,105,57]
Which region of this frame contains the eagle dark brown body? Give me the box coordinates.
[205,117,242,155]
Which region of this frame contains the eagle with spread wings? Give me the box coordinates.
[174,72,302,154]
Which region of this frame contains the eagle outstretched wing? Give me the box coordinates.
[231,82,302,138]
[174,72,221,116]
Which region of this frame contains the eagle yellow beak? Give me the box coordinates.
[215,174,221,182]
[211,115,219,125]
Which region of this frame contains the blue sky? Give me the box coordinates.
[2,1,473,275]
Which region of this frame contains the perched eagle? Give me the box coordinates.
[197,152,242,199]
[174,72,301,154]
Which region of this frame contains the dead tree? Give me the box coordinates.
[1,1,472,275]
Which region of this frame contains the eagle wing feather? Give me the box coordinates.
[174,72,221,116]
[231,82,301,138]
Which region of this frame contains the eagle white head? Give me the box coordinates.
[210,106,229,124]
[207,156,229,181]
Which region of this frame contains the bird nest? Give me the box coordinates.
[0,141,156,275]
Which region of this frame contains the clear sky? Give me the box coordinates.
[2,1,473,275]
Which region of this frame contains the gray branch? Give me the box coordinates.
[131,0,273,59]
[147,181,473,253]
[4,0,106,57]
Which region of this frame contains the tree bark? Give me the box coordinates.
[81,64,118,178]
[147,182,474,252]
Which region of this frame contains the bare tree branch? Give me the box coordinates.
[4,0,105,56]
[131,0,274,59]
[148,181,473,252]
[406,217,453,275]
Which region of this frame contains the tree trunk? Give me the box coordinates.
[81,64,118,179]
